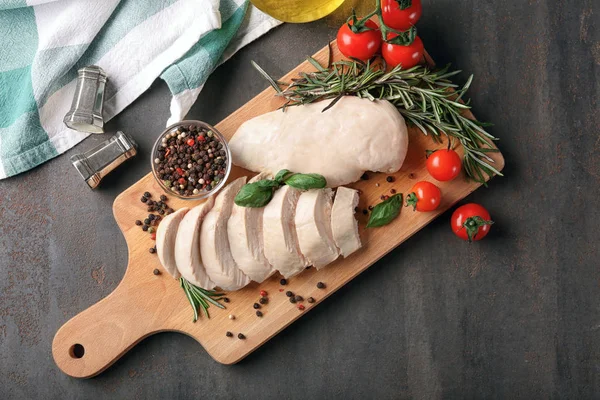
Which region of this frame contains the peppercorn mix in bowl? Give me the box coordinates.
[151,120,232,200]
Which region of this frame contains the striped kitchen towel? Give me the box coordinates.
[0,0,280,179]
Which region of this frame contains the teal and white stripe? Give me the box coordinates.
[0,0,280,179]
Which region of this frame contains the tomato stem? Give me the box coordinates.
[461,216,494,242]
[405,192,418,211]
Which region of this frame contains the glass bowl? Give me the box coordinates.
[150,120,232,200]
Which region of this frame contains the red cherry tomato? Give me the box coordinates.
[406,181,441,211]
[382,0,422,31]
[382,33,424,69]
[451,203,493,242]
[337,20,382,61]
[427,149,462,181]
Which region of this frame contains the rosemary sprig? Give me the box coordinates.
[180,278,226,322]
[253,58,502,184]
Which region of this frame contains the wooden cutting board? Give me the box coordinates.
[52,44,504,378]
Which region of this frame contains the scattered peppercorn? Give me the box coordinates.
[298,304,305,311]
[290,297,297,304]
[390,188,397,194]
[256,311,263,317]
[280,278,287,285]
[223,297,230,303]
[307,297,315,303]
[317,282,326,289]
[144,218,151,225]
[153,269,160,275]
[362,209,368,215]
[285,291,294,297]
[259,297,268,305]
[142,225,149,232]
[141,197,148,203]
[237,333,246,339]
[148,214,155,220]
[380,195,389,201]
[135,220,142,226]
[149,247,156,254]
[160,194,167,201]
[144,192,151,198]
[361,173,369,180]
[354,207,359,213]
[368,205,374,211]
[253,303,261,309]
[260,290,268,297]
[148,227,155,234]
[386,176,395,183]
[409,173,416,179]
[150,233,156,240]
[226,331,233,337]
[229,314,235,320]
[295,295,303,302]
[375,183,380,187]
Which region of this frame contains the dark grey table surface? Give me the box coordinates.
[1,1,599,399]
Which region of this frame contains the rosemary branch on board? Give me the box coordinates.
[251,58,502,184]
[180,278,226,322]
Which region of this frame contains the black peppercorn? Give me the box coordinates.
[226,331,233,337]
[153,269,160,275]
[141,196,148,203]
[253,303,261,309]
[223,297,230,303]
[362,209,368,215]
[144,218,151,225]
[280,278,287,285]
[290,297,297,304]
[160,195,167,201]
[149,247,156,254]
[142,225,149,232]
[390,188,397,194]
[256,311,263,317]
[144,192,151,198]
[307,297,315,303]
[294,295,303,302]
[135,220,142,226]
[238,333,246,340]
[259,297,268,305]
[317,282,326,289]
[148,214,155,220]
[285,291,294,297]
[386,176,395,183]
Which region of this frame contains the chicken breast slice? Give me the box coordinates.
[200,177,251,291]
[331,187,362,257]
[229,97,409,188]
[295,189,339,269]
[263,185,307,278]
[228,172,275,283]
[174,197,216,289]
[156,207,189,279]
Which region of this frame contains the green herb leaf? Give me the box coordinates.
[180,278,226,322]
[367,194,403,228]
[284,173,327,190]
[274,169,293,184]
[234,181,276,207]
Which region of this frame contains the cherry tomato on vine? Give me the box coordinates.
[427,149,462,181]
[451,203,494,242]
[382,33,424,69]
[337,20,382,61]
[406,181,441,212]
[382,0,422,31]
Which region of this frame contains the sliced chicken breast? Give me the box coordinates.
[263,185,307,278]
[200,177,251,291]
[331,187,362,257]
[156,207,189,279]
[174,197,216,289]
[229,97,409,188]
[295,189,339,269]
[228,172,275,283]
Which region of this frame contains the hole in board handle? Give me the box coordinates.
[69,344,85,359]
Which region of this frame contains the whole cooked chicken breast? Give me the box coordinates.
[229,97,409,188]
[200,177,251,291]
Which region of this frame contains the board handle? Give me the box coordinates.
[52,274,170,378]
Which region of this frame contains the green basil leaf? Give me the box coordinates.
[367,193,403,228]
[234,182,274,208]
[284,173,327,190]
[256,179,280,189]
[274,169,293,184]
